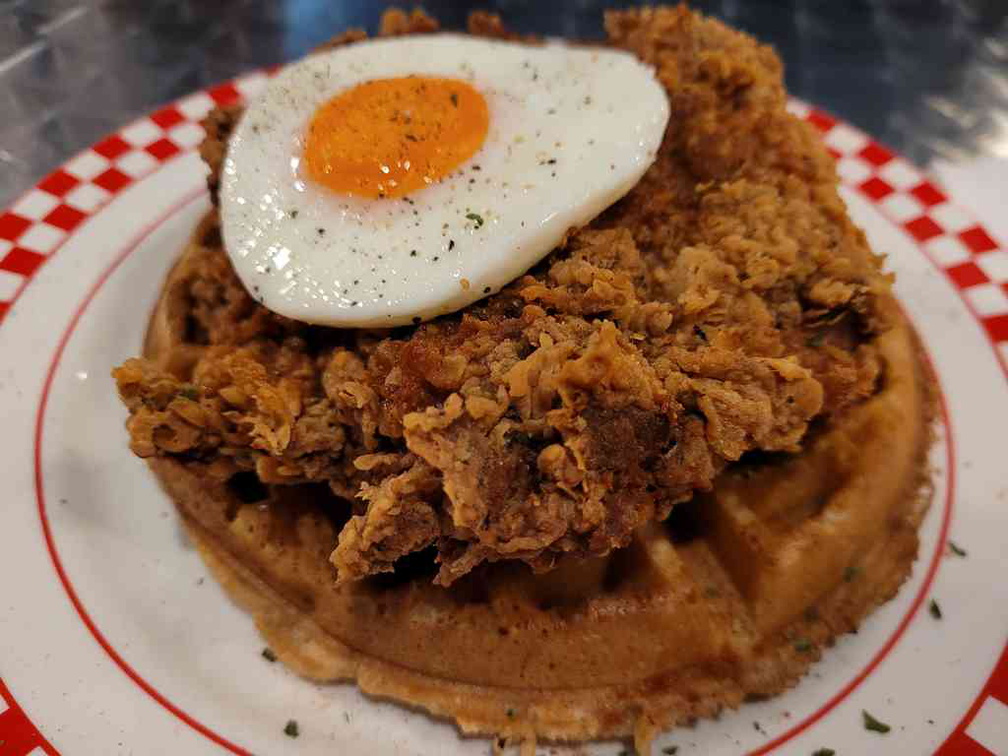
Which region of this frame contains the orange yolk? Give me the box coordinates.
[304,76,489,199]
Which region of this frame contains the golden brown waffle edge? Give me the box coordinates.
[143,212,936,744]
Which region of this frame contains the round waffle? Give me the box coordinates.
[144,211,935,744]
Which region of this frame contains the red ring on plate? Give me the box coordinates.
[11,89,1000,755]
[34,189,252,756]
[750,330,955,755]
[31,187,955,756]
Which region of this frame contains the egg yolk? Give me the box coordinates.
[304,76,489,199]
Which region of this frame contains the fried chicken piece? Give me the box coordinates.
[114,6,890,585]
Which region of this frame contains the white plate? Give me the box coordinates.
[0,79,1005,756]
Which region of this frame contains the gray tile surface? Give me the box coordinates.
[1,0,1005,207]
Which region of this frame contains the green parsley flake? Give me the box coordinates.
[662,748,679,755]
[465,212,484,229]
[929,599,943,619]
[261,647,277,662]
[812,749,836,756]
[843,565,860,582]
[794,638,813,653]
[862,710,891,734]
[948,540,967,557]
[284,719,300,738]
[506,707,515,719]
[179,386,199,400]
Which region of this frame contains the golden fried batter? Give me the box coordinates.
[114,6,890,585]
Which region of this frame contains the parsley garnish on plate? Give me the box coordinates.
[794,638,813,653]
[929,599,943,619]
[284,719,300,738]
[662,747,679,755]
[465,212,484,229]
[862,710,891,734]
[948,540,967,557]
[261,647,277,662]
[811,749,835,756]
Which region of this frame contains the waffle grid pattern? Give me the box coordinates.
[0,80,1004,755]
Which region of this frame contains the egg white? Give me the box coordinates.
[221,34,670,327]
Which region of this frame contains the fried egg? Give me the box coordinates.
[220,34,670,327]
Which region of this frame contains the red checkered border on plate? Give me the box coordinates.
[0,74,260,324]
[789,100,1008,372]
[935,644,1008,755]
[0,78,1005,755]
[0,679,57,755]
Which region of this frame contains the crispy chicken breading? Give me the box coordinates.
[114,6,890,585]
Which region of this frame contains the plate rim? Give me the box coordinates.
[1,76,1005,756]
